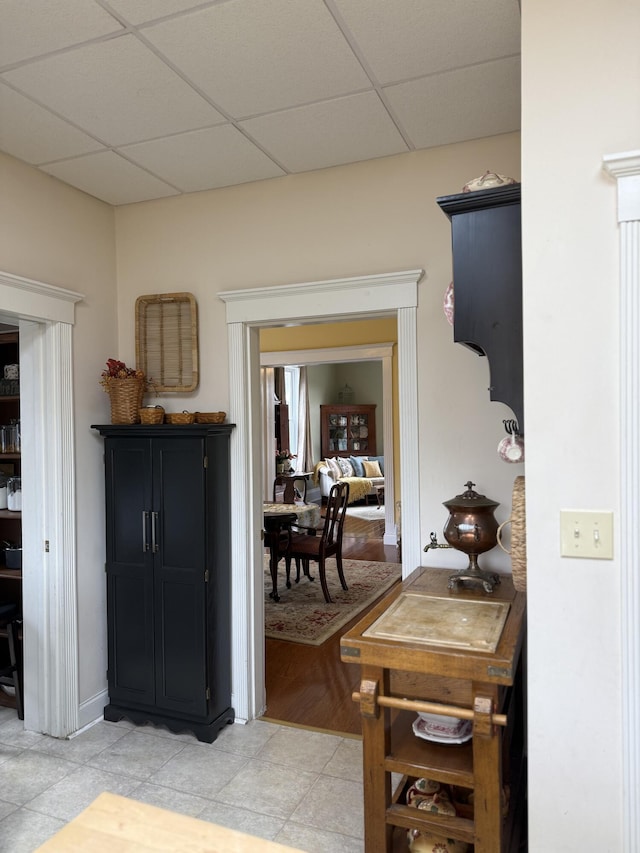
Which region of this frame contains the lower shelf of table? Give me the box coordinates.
[385,710,475,787]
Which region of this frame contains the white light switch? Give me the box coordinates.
[560,510,614,559]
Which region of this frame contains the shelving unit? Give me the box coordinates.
[341,566,526,853]
[0,329,21,716]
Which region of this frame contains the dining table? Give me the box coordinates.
[263,501,322,602]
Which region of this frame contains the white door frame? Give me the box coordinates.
[219,269,423,722]
[261,343,397,545]
[0,270,83,737]
[603,150,640,851]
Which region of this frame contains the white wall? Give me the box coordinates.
[0,152,118,714]
[522,1,640,849]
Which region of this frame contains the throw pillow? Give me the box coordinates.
[370,455,385,474]
[349,455,368,477]
[324,458,341,480]
[337,457,354,478]
[362,459,382,478]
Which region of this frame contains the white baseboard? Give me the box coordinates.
[78,688,109,731]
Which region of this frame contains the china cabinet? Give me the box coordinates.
[437,183,524,433]
[320,404,376,458]
[93,423,235,742]
[341,566,526,853]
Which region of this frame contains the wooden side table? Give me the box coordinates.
[340,566,526,853]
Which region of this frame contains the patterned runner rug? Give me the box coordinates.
[264,554,401,646]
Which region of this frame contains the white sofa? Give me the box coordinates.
[316,455,385,503]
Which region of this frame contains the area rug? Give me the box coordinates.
[264,555,401,646]
[345,505,386,522]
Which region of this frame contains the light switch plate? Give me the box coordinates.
[560,510,614,559]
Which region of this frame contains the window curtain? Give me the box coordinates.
[296,367,313,471]
[274,367,286,404]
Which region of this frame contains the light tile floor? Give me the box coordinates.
[0,706,366,852]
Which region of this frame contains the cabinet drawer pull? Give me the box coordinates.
[142,511,149,552]
[151,512,159,553]
[351,691,507,727]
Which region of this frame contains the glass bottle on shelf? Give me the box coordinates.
[7,476,21,512]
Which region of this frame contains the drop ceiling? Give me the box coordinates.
[0,0,521,206]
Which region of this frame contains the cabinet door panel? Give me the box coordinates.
[106,441,152,567]
[107,569,155,704]
[156,574,206,715]
[104,439,155,706]
[153,440,207,717]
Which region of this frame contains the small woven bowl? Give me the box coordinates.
[165,411,195,425]
[139,406,165,424]
[194,411,226,424]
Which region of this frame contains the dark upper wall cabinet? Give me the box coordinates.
[437,184,524,433]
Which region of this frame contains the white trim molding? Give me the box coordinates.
[603,150,640,852]
[0,270,83,737]
[220,270,423,722]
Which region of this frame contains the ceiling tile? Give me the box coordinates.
[2,34,225,146]
[103,0,214,26]
[143,0,371,117]
[120,125,285,192]
[333,0,520,83]
[41,150,180,205]
[0,83,105,164]
[0,0,123,68]
[384,56,521,149]
[241,92,408,174]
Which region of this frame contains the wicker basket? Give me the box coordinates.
[194,411,226,424]
[108,377,145,424]
[497,475,526,591]
[139,406,165,424]
[165,411,195,424]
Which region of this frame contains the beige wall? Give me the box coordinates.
[523,1,640,849]
[116,133,523,583]
[0,151,118,708]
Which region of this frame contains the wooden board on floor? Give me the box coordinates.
[36,792,305,852]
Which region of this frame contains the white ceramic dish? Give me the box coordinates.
[412,716,472,744]
[417,711,466,737]
[497,432,525,463]
[462,170,516,193]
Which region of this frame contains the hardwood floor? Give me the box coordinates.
[263,508,401,735]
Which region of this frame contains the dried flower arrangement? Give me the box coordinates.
[99,359,151,424]
[99,358,146,390]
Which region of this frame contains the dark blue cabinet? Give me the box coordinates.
[93,423,234,742]
[437,184,524,433]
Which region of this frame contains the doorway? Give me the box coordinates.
[219,268,423,723]
[0,269,83,738]
[261,342,397,545]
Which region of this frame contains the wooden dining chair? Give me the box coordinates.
[286,481,350,603]
[273,475,307,504]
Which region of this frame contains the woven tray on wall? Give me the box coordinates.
[135,292,198,393]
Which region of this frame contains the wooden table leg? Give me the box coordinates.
[472,692,504,852]
[359,666,394,853]
[268,540,280,602]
